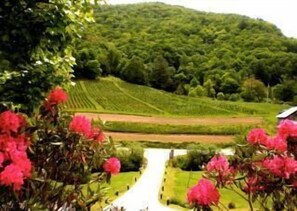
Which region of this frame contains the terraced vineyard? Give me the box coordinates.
[66,82,99,111]
[66,77,287,118]
[64,77,289,144]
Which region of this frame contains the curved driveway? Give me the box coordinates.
[104,148,186,211]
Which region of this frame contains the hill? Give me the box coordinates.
[74,3,297,102]
[65,77,289,143]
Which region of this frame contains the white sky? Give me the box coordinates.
[106,0,297,38]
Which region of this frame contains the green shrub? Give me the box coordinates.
[229,93,241,101]
[172,145,216,170]
[117,146,144,172]
[217,92,225,100]
[188,85,206,97]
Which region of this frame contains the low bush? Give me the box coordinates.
[172,145,216,170]
[117,146,144,172]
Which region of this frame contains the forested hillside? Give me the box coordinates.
[74,3,297,102]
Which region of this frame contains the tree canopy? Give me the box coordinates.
[76,2,297,102]
[0,0,95,112]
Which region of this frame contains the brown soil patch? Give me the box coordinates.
[105,132,234,143]
[78,113,262,125]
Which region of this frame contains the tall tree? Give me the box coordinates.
[241,78,266,102]
[121,56,147,85]
[150,56,175,91]
[0,0,95,112]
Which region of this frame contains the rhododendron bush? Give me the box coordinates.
[188,120,297,211]
[0,88,120,210]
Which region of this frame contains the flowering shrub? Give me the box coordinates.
[0,88,120,210]
[0,111,32,191]
[187,120,297,211]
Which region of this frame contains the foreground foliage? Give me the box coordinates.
[0,88,120,210]
[188,120,297,210]
[0,0,96,112]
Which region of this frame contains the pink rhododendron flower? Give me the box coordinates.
[206,154,235,186]
[247,128,268,145]
[0,110,20,133]
[9,149,32,178]
[47,87,68,104]
[262,156,297,179]
[0,164,24,191]
[207,154,229,173]
[187,179,220,206]
[69,116,91,137]
[0,134,10,149]
[0,110,32,191]
[0,152,4,167]
[103,157,121,175]
[2,138,17,154]
[265,135,287,153]
[277,120,297,139]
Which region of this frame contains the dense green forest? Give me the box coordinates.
[74,3,297,103]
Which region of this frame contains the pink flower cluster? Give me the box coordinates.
[206,154,236,186]
[188,120,297,209]
[43,87,68,111]
[262,155,297,179]
[187,179,220,207]
[0,111,32,191]
[69,116,105,143]
[47,87,68,104]
[103,157,121,175]
[0,110,21,134]
[69,115,120,175]
[247,128,268,145]
[247,124,291,153]
[277,119,297,139]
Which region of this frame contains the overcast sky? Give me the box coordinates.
[106,0,297,38]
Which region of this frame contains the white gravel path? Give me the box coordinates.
[104,148,186,211]
[103,148,233,211]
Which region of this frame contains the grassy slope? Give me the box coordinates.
[66,77,287,121]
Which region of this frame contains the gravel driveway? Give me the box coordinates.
[104,148,186,211]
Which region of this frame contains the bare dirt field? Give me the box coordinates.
[105,132,234,143]
[78,113,262,125]
[76,113,259,143]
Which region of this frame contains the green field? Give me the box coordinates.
[103,121,254,135]
[160,166,255,210]
[66,77,287,120]
[89,171,140,210]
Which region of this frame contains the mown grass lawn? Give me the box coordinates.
[160,166,255,211]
